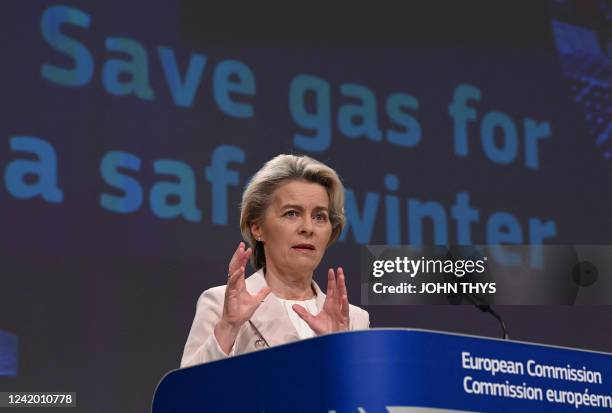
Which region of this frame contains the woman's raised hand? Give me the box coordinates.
[292,267,350,335]
[215,242,271,354]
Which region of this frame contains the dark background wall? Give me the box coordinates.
[0,1,611,411]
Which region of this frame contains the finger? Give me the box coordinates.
[236,266,247,289]
[240,246,253,267]
[254,286,272,303]
[228,242,245,272]
[326,268,336,300]
[227,266,245,289]
[337,267,350,320]
[234,241,245,259]
[337,267,348,301]
[292,304,316,327]
[341,298,349,323]
[226,266,240,287]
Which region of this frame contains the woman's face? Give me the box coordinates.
[251,180,333,276]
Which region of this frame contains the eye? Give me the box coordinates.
[284,210,298,218]
[314,212,328,222]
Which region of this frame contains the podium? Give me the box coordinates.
[153,329,612,412]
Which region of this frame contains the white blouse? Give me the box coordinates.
[276,297,319,339]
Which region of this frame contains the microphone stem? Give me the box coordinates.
[464,294,510,340]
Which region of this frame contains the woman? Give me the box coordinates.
[180,154,369,367]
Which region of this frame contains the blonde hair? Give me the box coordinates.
[240,154,345,270]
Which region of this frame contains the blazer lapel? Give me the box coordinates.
[245,269,328,347]
[246,269,299,347]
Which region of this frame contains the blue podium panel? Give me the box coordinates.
[0,330,17,376]
[153,329,612,412]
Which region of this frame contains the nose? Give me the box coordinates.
[298,216,314,236]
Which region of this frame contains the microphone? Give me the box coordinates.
[462,293,510,340]
[445,245,510,340]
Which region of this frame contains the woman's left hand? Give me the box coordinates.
[292,267,349,335]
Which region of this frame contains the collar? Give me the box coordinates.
[245,268,326,346]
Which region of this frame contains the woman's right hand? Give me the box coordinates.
[214,242,271,354]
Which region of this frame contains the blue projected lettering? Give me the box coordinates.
[481,111,519,165]
[338,84,383,141]
[487,212,523,265]
[340,190,380,244]
[31,5,562,250]
[485,215,555,267]
[523,118,552,169]
[150,160,202,222]
[204,145,245,225]
[158,47,207,108]
[103,37,155,100]
[449,84,480,157]
[290,74,423,152]
[290,74,332,152]
[5,136,63,203]
[98,145,245,223]
[386,93,421,148]
[0,131,557,252]
[40,5,255,116]
[451,192,480,245]
[408,199,449,246]
[40,5,93,87]
[338,176,556,247]
[529,219,557,268]
[100,151,143,213]
[449,84,551,169]
[4,136,64,203]
[213,60,256,118]
[86,146,553,246]
[529,218,557,246]
[384,174,401,245]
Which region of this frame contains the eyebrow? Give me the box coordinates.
[280,204,329,212]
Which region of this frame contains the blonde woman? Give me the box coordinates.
[181,154,369,367]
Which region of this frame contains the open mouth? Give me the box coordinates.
[292,244,315,251]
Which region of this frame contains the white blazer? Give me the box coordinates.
[181,269,370,367]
